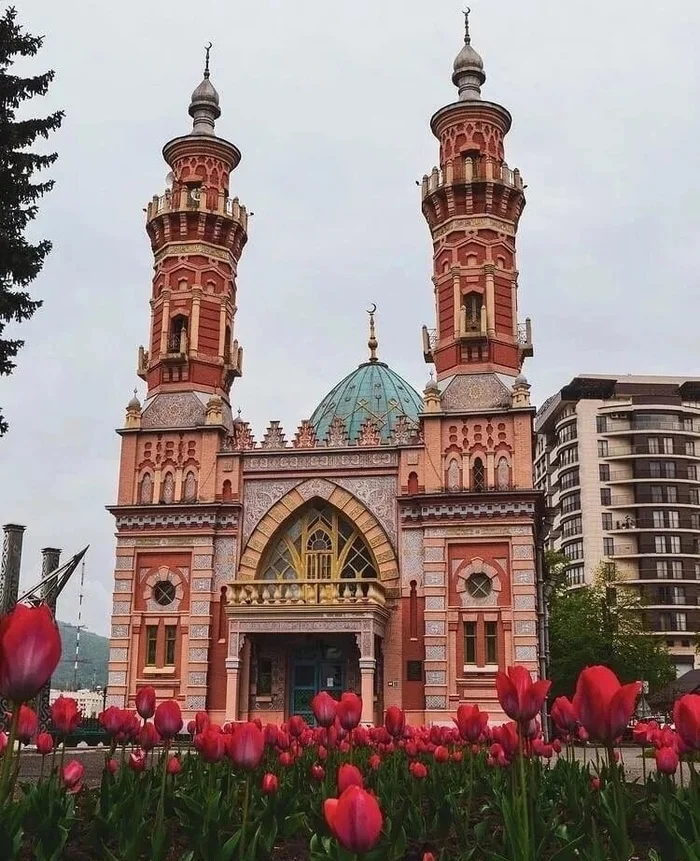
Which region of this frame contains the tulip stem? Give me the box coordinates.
[0,705,19,807]
[156,739,170,829]
[240,773,251,861]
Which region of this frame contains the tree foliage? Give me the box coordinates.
[0,6,63,434]
[548,560,676,699]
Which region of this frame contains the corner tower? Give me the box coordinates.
[139,46,248,400]
[421,12,532,380]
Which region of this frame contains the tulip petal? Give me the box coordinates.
[495,672,520,720]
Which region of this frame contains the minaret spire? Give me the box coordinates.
[452,9,485,101]
[367,304,379,363]
[188,42,221,135]
[463,7,472,44]
[204,41,212,78]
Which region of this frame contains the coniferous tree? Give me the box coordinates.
[0,7,63,434]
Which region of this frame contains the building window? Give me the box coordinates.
[161,472,175,504]
[676,613,688,632]
[567,566,585,586]
[563,541,584,561]
[164,625,177,666]
[669,536,681,553]
[688,464,698,480]
[257,658,272,696]
[183,470,197,502]
[153,580,176,606]
[560,468,579,490]
[671,560,683,579]
[691,513,700,530]
[464,622,477,664]
[146,626,158,666]
[602,512,613,530]
[139,473,154,505]
[596,416,608,433]
[603,538,615,557]
[686,441,696,456]
[653,510,665,528]
[650,462,662,478]
[662,438,674,454]
[406,661,422,681]
[599,464,610,481]
[558,424,577,445]
[472,458,485,492]
[668,486,679,503]
[690,488,699,505]
[485,622,498,664]
[656,561,668,579]
[665,462,677,478]
[562,516,582,538]
[467,572,492,598]
[648,438,660,454]
[651,485,664,503]
[168,314,188,353]
[600,488,611,506]
[597,440,609,458]
[655,536,666,553]
[562,492,581,514]
[497,457,510,490]
[560,445,579,466]
[668,510,680,528]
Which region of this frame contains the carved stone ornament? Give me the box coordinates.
[261,421,286,450]
[357,419,382,447]
[335,476,398,548]
[242,480,299,543]
[141,393,206,429]
[440,373,512,412]
[326,416,349,447]
[293,420,318,449]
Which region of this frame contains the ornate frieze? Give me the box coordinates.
[108,672,126,686]
[111,625,129,638]
[425,572,445,586]
[514,594,536,610]
[514,620,536,636]
[425,621,446,636]
[432,215,515,241]
[141,392,206,429]
[512,544,534,560]
[193,555,213,569]
[109,648,127,662]
[425,596,446,610]
[242,480,299,543]
[243,451,398,472]
[213,536,237,589]
[424,525,532,538]
[425,670,447,685]
[188,672,207,686]
[425,645,446,660]
[113,601,130,616]
[515,646,537,662]
[192,578,212,592]
[514,571,535,585]
[190,601,210,616]
[188,647,208,662]
[117,536,213,547]
[186,695,206,711]
[113,580,131,593]
[114,510,238,530]
[404,502,535,522]
[440,374,512,412]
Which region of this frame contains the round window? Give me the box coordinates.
[153,580,176,606]
[467,572,492,598]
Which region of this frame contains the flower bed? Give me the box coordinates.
[1,604,700,860]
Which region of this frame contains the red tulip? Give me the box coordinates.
[261,772,279,795]
[552,738,562,754]
[166,755,182,775]
[50,695,81,736]
[16,704,38,743]
[369,753,381,771]
[139,722,160,751]
[434,745,449,763]
[591,776,601,790]
[36,732,53,755]
[99,706,123,738]
[105,758,118,775]
[135,686,156,720]
[62,759,84,793]
[496,666,551,723]
[336,692,363,730]
[288,715,306,738]
[423,854,437,861]
[311,763,325,781]
[198,728,226,763]
[154,700,182,740]
[655,746,678,775]
[573,666,641,744]
[228,722,264,770]
[0,733,7,756]
[337,763,363,793]
[278,751,293,767]
[129,751,146,773]
[384,706,405,738]
[632,722,649,746]
[491,722,518,759]
[673,694,700,751]
[452,750,463,762]
[409,761,428,779]
[311,691,337,727]
[0,604,61,703]
[455,703,489,743]
[550,696,578,736]
[323,785,383,853]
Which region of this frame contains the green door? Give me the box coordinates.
[289,647,344,724]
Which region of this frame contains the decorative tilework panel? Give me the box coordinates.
[190,601,210,616]
[213,537,237,589]
[189,647,208,662]
[401,529,423,587]
[105,695,124,708]
[193,578,212,592]
[425,621,445,636]
[188,672,207,686]
[424,572,445,586]
[111,625,129,638]
[114,556,133,570]
[193,555,213,570]
[190,625,210,639]
[425,695,446,710]
[336,476,398,548]
[514,594,536,610]
[512,544,534,560]
[515,620,536,636]
[425,596,446,611]
[424,547,444,563]
[186,696,206,711]
[425,645,446,661]
[514,571,535,585]
[114,580,131,593]
[108,672,126,686]
[515,646,537,662]
[109,648,127,662]
[425,671,446,685]
[112,601,130,616]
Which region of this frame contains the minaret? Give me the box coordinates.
[421,10,532,381]
[139,45,248,400]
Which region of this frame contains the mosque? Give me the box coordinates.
[106,13,543,725]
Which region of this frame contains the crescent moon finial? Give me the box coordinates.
[204,42,213,77]
[367,303,377,315]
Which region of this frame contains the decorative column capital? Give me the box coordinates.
[225,657,240,672]
[359,658,377,673]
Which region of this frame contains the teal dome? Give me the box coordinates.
[311,361,423,444]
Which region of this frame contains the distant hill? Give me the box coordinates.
[53,621,109,690]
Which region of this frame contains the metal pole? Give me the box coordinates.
[0,524,25,614]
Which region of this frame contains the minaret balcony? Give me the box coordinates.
[517,319,534,358]
[422,159,524,201]
[227,578,387,611]
[147,188,248,232]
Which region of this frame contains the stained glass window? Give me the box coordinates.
[260,502,377,582]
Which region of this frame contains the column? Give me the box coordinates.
[190,288,202,355]
[359,659,376,725]
[238,638,251,721]
[159,291,171,355]
[225,657,240,723]
[484,264,496,338]
[451,268,461,337]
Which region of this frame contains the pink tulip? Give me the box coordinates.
[16,705,38,743]
[129,751,146,773]
[384,706,405,738]
[105,758,118,775]
[198,728,226,763]
[0,603,62,703]
[455,703,489,743]
[261,772,279,795]
[62,759,84,793]
[673,694,700,751]
[36,732,53,755]
[550,696,578,736]
[323,786,383,854]
[311,763,325,781]
[139,722,160,751]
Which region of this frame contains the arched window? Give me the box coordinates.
[259,502,377,583]
[407,472,419,495]
[139,473,153,504]
[161,472,175,504]
[464,292,483,331]
[222,479,233,502]
[447,459,461,492]
[224,325,232,363]
[472,457,485,492]
[169,314,188,353]
[409,580,418,639]
[497,457,510,490]
[183,470,197,502]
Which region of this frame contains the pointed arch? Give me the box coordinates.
[238,479,398,584]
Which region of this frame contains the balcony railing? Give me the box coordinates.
[227,578,387,609]
[147,188,249,231]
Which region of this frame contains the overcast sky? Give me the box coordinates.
[3,0,700,638]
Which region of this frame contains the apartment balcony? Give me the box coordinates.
[603,445,699,460]
[602,419,700,436]
[607,496,700,509]
[645,597,698,608]
[227,578,387,610]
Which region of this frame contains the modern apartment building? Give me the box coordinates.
[535,375,700,676]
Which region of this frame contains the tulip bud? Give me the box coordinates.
[135,686,156,720]
[36,732,53,756]
[591,776,601,790]
[368,754,381,771]
[105,758,118,775]
[154,700,183,740]
[434,745,449,763]
[129,751,146,773]
[167,755,182,775]
[655,746,679,775]
[261,772,279,795]
[337,763,363,793]
[62,759,85,793]
[311,764,325,782]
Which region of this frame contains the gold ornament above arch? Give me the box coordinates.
[237,479,399,584]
